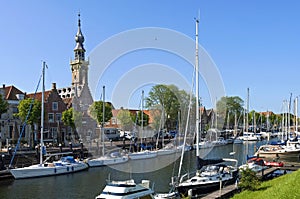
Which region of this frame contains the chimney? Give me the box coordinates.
[52,83,56,90]
[2,84,5,89]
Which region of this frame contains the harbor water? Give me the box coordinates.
[0,139,291,199]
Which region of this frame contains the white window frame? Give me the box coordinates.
[48,113,54,123]
[52,102,58,111]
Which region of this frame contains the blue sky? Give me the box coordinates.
[1,1,300,113]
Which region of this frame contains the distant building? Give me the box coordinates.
[0,85,25,146]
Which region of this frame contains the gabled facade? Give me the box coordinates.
[27,83,68,145]
[0,84,25,145]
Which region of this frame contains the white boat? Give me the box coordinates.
[10,63,88,179]
[239,157,268,173]
[194,140,213,149]
[128,150,157,160]
[87,152,129,167]
[95,179,155,199]
[239,132,259,141]
[10,156,88,179]
[154,192,180,199]
[254,144,300,159]
[157,144,177,156]
[233,137,243,144]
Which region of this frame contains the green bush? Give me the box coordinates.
[239,168,261,191]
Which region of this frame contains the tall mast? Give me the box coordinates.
[40,61,46,165]
[102,86,105,156]
[141,90,144,150]
[195,18,200,167]
[296,97,298,134]
[246,88,249,132]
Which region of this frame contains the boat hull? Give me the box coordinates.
[87,156,129,167]
[10,162,88,179]
[176,173,238,197]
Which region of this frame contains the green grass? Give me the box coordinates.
[232,170,300,199]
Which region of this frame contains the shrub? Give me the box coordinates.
[239,168,261,191]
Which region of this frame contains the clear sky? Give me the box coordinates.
[1,1,300,113]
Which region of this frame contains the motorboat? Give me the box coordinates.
[154,191,180,199]
[254,144,300,159]
[95,179,155,199]
[239,157,268,173]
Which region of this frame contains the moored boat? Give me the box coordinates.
[87,153,129,167]
[254,144,300,159]
[176,158,239,197]
[95,179,155,199]
[10,156,88,179]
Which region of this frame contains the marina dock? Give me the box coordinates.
[201,184,240,199]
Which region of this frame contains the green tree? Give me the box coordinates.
[62,108,82,140]
[16,98,41,126]
[117,109,134,130]
[15,98,41,147]
[145,84,181,130]
[0,94,9,115]
[216,96,244,129]
[132,110,149,127]
[89,101,113,125]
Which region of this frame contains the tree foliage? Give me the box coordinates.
[0,94,9,115]
[216,96,244,128]
[132,110,149,127]
[239,167,261,191]
[89,101,113,125]
[117,109,134,131]
[62,108,76,130]
[16,98,41,126]
[146,84,185,130]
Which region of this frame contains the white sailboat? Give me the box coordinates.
[87,86,128,167]
[175,19,238,197]
[10,62,88,179]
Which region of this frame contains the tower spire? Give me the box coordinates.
[74,12,85,61]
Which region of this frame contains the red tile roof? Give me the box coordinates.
[1,85,25,100]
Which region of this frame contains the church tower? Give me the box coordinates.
[70,13,89,90]
[69,13,96,141]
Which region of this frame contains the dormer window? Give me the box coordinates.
[52,102,58,111]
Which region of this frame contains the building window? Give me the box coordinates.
[56,113,61,122]
[50,127,57,139]
[48,113,54,123]
[52,102,58,111]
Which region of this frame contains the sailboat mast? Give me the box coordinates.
[141,90,144,150]
[40,61,46,165]
[296,97,298,133]
[195,18,200,164]
[102,86,105,156]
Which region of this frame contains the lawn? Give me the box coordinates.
[232,169,300,199]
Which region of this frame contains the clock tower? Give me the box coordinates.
[71,13,89,90]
